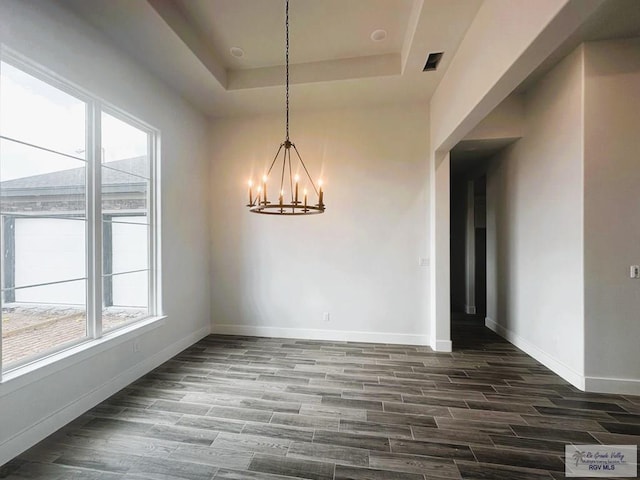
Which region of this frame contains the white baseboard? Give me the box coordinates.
[0,325,210,466]
[465,305,476,315]
[584,376,640,396]
[485,317,640,395]
[485,317,585,391]
[431,339,453,352]
[211,324,429,346]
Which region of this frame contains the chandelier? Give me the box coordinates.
[246,0,325,215]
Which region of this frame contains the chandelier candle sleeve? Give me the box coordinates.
[248,180,253,205]
[262,176,268,204]
[295,175,299,203]
[319,181,324,207]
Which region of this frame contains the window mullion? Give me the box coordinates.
[149,133,160,317]
[87,103,103,338]
[0,216,3,378]
[0,60,4,378]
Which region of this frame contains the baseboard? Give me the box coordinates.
[0,325,210,466]
[485,317,585,391]
[431,339,453,352]
[211,324,429,346]
[465,305,476,315]
[584,376,640,396]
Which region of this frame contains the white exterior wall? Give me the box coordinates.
[12,216,147,306]
[14,218,85,304]
[111,217,148,307]
[0,0,211,464]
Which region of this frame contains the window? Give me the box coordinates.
[101,111,153,331]
[0,53,160,372]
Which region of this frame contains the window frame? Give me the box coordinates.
[0,49,162,378]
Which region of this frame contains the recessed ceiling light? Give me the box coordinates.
[230,47,245,58]
[370,29,387,42]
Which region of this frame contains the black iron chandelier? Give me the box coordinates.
[246,0,325,215]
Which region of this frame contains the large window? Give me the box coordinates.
[0,54,159,372]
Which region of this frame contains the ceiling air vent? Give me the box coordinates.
[423,52,443,72]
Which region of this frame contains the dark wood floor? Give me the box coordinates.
[1,322,639,480]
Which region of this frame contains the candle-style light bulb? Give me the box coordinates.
[262,175,268,204]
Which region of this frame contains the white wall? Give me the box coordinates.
[464,94,525,142]
[430,0,603,153]
[583,39,640,393]
[429,152,451,351]
[209,104,431,344]
[486,47,585,388]
[0,0,211,464]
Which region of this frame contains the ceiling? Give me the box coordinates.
[60,0,482,118]
[451,138,519,173]
[174,0,415,70]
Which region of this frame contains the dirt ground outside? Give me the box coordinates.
[2,304,147,366]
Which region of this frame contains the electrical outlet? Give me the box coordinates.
[419,257,430,267]
[133,340,141,353]
[631,265,640,279]
[323,312,330,323]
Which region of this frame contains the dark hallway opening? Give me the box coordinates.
[450,171,487,330]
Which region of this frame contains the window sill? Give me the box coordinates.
[0,315,167,398]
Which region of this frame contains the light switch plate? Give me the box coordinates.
[630,265,640,279]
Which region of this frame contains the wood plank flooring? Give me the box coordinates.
[1,323,639,479]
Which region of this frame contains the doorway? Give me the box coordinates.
[450,169,486,328]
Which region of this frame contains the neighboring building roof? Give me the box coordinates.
[0,157,148,198]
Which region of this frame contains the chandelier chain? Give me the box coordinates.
[285,0,290,141]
